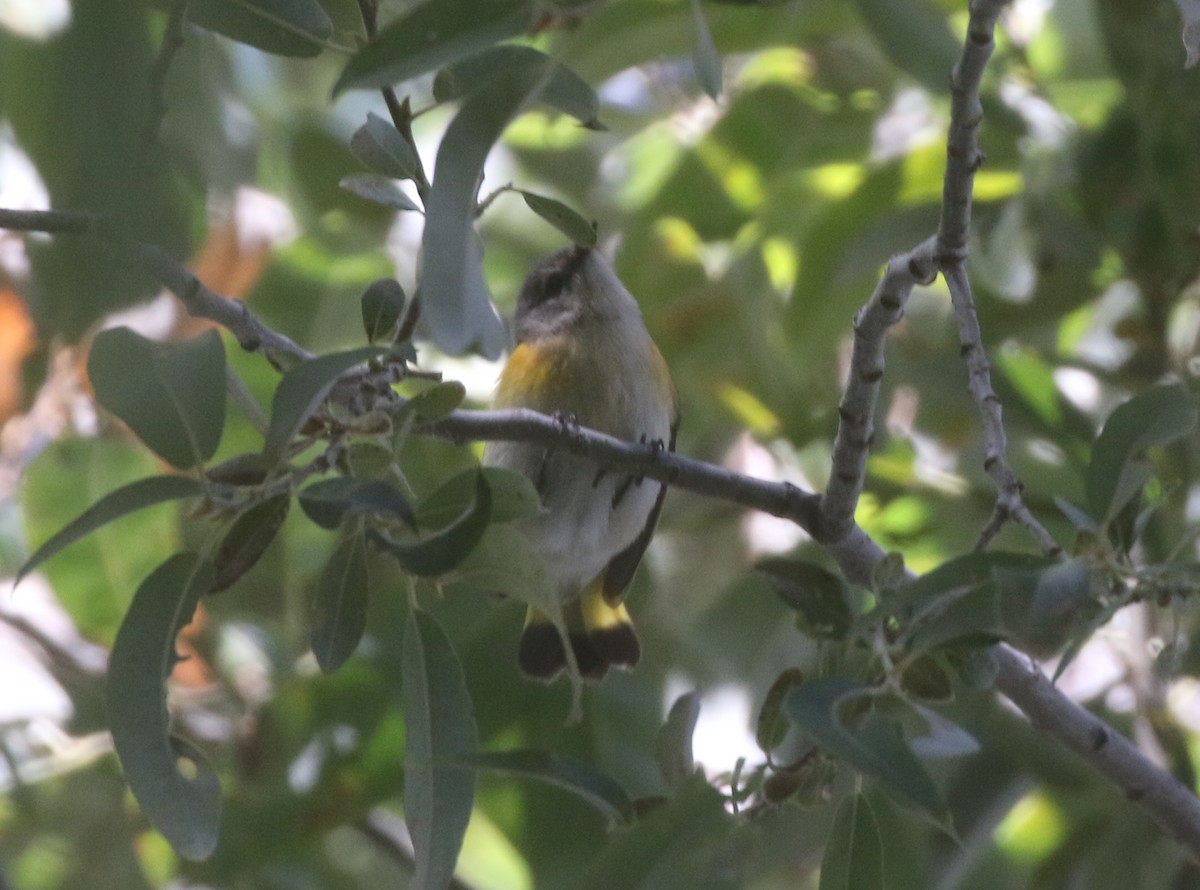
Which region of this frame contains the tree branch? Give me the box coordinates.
[935,0,1060,555]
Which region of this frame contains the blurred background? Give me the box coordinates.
[2,0,1200,886]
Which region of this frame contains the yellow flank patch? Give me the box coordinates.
[495,338,585,411]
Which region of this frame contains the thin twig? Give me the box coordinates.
[819,236,937,542]
[935,0,1060,556]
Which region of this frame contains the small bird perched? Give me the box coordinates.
[484,245,677,681]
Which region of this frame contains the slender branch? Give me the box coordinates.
[0,208,311,369]
[935,0,1060,556]
[820,236,937,542]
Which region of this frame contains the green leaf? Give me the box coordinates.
[421,58,553,357]
[433,45,602,127]
[907,704,980,759]
[88,327,226,470]
[757,558,852,640]
[820,793,884,890]
[311,532,370,674]
[185,0,332,57]
[1085,383,1198,522]
[756,667,805,756]
[854,0,960,94]
[403,610,478,890]
[349,113,421,181]
[211,495,291,592]
[360,278,408,344]
[106,554,221,860]
[298,477,416,530]
[1053,496,1099,533]
[785,679,944,816]
[261,346,384,465]
[17,475,202,584]
[371,472,492,576]
[334,0,534,94]
[453,750,633,825]
[689,0,723,99]
[416,466,539,527]
[403,380,468,421]
[520,191,598,247]
[569,778,734,890]
[340,174,422,213]
[655,691,701,787]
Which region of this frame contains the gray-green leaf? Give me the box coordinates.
[88,327,226,470]
[186,0,332,58]
[17,475,202,584]
[820,792,884,890]
[520,191,597,247]
[655,691,701,786]
[370,472,491,576]
[311,532,370,674]
[349,113,421,181]
[403,610,478,890]
[107,554,221,860]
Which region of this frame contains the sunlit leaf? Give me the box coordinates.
[370,472,491,576]
[211,495,291,592]
[17,475,202,584]
[454,749,633,825]
[403,609,477,890]
[261,346,384,465]
[88,327,226,470]
[785,678,944,816]
[311,532,370,674]
[820,792,883,890]
[655,691,701,786]
[334,0,534,93]
[107,554,221,860]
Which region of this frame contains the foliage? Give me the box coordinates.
[3,0,1200,888]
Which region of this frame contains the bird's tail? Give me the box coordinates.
[517,580,640,681]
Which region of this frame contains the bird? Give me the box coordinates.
[484,245,677,681]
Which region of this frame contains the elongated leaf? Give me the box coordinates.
[820,793,884,890]
[433,45,602,128]
[298,477,416,530]
[689,0,723,98]
[1085,383,1198,522]
[403,610,477,890]
[17,475,202,584]
[311,532,370,674]
[211,495,291,592]
[757,558,852,640]
[89,327,226,470]
[756,667,805,755]
[349,113,421,181]
[186,0,332,57]
[334,0,534,93]
[261,346,384,465]
[403,380,468,422]
[454,750,633,825]
[1177,0,1200,67]
[521,191,597,247]
[785,679,944,816]
[416,466,539,527]
[107,554,220,860]
[421,60,553,357]
[371,473,491,576]
[341,174,422,213]
[655,691,701,787]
